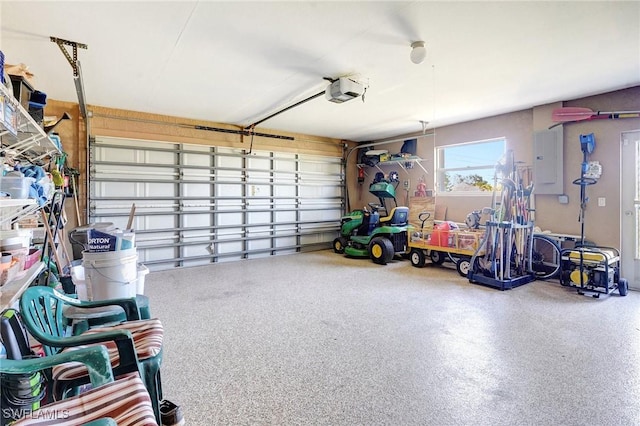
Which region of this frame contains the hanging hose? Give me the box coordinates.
[0,370,45,406]
[0,357,46,425]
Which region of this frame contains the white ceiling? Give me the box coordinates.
[2,1,639,142]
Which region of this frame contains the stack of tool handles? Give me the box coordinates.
[468,150,536,290]
[39,191,74,292]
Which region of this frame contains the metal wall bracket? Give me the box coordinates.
[50,36,88,77]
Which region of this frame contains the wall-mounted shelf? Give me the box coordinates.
[0,261,44,310]
[0,199,39,230]
[0,82,61,162]
[0,81,61,300]
[358,156,428,175]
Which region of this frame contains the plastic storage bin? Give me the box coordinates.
[23,248,41,270]
[0,176,31,199]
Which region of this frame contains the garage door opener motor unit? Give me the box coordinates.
[325,77,364,103]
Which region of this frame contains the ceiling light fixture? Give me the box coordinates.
[410,41,427,65]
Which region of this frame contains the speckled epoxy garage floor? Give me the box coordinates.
[145,250,640,426]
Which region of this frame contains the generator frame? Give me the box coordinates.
[559,246,628,298]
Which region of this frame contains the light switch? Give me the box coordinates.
[598,197,606,207]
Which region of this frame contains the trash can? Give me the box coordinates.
[68,223,115,261]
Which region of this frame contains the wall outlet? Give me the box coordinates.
[598,197,606,207]
[558,195,569,204]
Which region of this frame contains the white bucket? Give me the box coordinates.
[83,248,138,301]
[136,264,149,295]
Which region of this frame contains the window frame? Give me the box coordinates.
[435,137,506,196]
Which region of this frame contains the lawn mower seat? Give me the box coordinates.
[380,206,409,226]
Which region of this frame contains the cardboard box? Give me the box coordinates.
[456,232,481,251]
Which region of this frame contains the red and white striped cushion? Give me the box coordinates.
[52,319,163,381]
[12,375,157,426]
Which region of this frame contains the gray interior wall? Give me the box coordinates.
[353,86,640,248]
[537,86,640,248]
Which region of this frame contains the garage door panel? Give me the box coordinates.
[91,136,343,270]
[95,182,176,199]
[183,243,211,258]
[274,211,296,222]
[247,238,272,251]
[274,235,297,246]
[182,258,214,268]
[182,172,214,182]
[246,212,270,224]
[216,183,243,196]
[182,213,211,227]
[181,228,213,239]
[216,154,242,168]
[183,152,212,167]
[216,212,243,226]
[97,166,177,181]
[96,146,136,163]
[181,183,211,197]
[274,185,296,197]
[141,247,177,264]
[299,210,334,222]
[144,214,178,229]
[217,240,243,254]
[145,151,176,164]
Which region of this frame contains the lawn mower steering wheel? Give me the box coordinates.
[368,202,381,212]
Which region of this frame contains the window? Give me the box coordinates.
[435,138,506,194]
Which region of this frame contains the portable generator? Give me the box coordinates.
[559,246,628,297]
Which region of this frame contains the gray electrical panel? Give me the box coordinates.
[533,128,563,194]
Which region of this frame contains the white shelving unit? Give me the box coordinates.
[358,156,428,176]
[0,81,62,309]
[0,261,45,310]
[0,198,39,230]
[0,82,61,161]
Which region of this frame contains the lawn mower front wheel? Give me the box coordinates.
[369,237,395,265]
[333,237,348,254]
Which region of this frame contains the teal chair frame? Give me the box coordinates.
[0,346,117,426]
[19,286,163,422]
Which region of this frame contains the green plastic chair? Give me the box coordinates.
[0,345,157,425]
[19,286,164,422]
[64,294,152,335]
[1,345,114,425]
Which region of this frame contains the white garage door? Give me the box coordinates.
[89,136,343,271]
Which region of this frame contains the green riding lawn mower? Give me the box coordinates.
[333,172,409,264]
